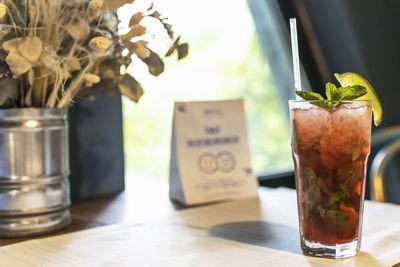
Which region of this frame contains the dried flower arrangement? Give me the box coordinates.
[0,0,188,108]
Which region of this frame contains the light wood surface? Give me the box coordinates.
[1,187,400,266]
[0,175,181,247]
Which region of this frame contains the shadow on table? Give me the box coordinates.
[208,221,302,254]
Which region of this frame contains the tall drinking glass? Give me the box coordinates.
[289,100,372,258]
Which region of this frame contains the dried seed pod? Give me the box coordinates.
[89,36,111,52]
[84,73,101,87]
[87,0,104,19]
[0,3,6,19]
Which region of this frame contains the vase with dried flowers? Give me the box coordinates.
[0,0,188,237]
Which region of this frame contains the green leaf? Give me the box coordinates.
[297,82,367,110]
[340,85,367,100]
[312,100,335,109]
[327,170,354,206]
[325,210,350,232]
[326,82,339,100]
[325,170,354,207]
[328,190,346,206]
[296,91,324,101]
[327,82,344,101]
[302,167,321,217]
[325,83,367,101]
[325,83,333,100]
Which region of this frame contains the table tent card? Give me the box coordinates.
[169,99,258,205]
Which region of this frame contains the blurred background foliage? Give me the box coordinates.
[122,0,292,181]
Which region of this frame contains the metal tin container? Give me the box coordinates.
[0,108,71,237]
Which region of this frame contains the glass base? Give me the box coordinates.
[301,237,359,259]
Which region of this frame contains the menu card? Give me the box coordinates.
[169,99,258,206]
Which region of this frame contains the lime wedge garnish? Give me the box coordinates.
[334,72,382,126]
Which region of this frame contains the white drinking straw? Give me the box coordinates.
[290,18,302,100]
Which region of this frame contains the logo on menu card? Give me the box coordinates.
[198,151,236,175]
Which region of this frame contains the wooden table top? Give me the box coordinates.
[0,175,183,247]
[1,187,400,266]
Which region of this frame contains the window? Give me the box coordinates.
[121,0,293,181]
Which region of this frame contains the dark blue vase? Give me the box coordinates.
[68,93,125,201]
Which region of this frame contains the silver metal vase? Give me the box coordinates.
[0,108,71,237]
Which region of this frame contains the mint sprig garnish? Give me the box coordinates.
[295,91,324,101]
[296,82,367,108]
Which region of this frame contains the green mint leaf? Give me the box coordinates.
[313,100,341,109]
[339,85,367,100]
[302,167,321,217]
[311,101,330,108]
[296,91,324,101]
[325,82,341,100]
[325,210,350,232]
[328,190,346,206]
[296,82,367,110]
[327,170,353,206]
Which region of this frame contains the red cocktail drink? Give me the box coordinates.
[290,100,372,258]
